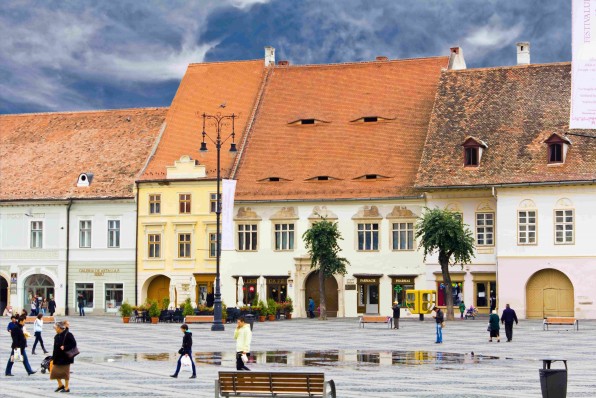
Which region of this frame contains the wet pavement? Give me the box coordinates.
[1,316,595,397]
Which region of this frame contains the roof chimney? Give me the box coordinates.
[516,42,530,65]
[265,46,275,67]
[277,60,290,66]
[448,47,466,70]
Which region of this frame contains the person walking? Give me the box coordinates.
[31,313,49,355]
[459,301,466,319]
[5,315,36,376]
[170,324,196,379]
[51,321,77,392]
[500,304,519,342]
[234,316,252,371]
[48,297,56,316]
[433,306,443,344]
[41,299,48,315]
[392,301,401,329]
[77,294,85,316]
[308,297,315,319]
[488,309,500,342]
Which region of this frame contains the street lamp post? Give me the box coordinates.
[199,112,237,332]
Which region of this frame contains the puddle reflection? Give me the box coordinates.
[80,350,498,369]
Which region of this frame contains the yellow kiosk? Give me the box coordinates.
[405,290,436,320]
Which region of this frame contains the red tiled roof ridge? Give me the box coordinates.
[187,58,263,67]
[273,55,449,70]
[444,61,571,74]
[0,107,168,118]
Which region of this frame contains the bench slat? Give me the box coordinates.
[218,371,327,397]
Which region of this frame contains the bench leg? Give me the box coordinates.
[214,379,220,398]
[324,380,337,398]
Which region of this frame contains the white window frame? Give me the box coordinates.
[179,193,191,214]
[79,220,92,248]
[178,233,192,258]
[518,210,537,245]
[475,212,494,246]
[208,232,219,258]
[107,219,121,248]
[357,222,379,251]
[209,193,219,213]
[30,220,43,249]
[237,223,258,251]
[74,282,95,310]
[554,209,574,245]
[104,282,125,312]
[274,223,295,251]
[148,233,162,258]
[392,221,414,251]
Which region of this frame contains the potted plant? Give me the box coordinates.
[183,298,194,318]
[162,297,170,310]
[148,299,161,324]
[285,298,294,320]
[258,300,267,322]
[267,298,278,321]
[118,301,133,323]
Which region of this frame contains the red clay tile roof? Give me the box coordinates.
[234,57,449,201]
[0,108,167,201]
[140,60,267,181]
[416,63,596,188]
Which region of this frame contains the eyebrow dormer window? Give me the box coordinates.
[316,176,329,181]
[268,177,280,182]
[363,117,378,123]
[544,133,571,165]
[461,136,488,168]
[301,119,315,125]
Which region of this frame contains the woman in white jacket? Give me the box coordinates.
[31,313,48,355]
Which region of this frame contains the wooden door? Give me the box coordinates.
[305,271,338,317]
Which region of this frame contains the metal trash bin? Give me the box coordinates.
[539,359,567,398]
[244,314,255,331]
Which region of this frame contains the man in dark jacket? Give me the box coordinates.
[5,316,36,376]
[77,294,85,316]
[170,324,196,379]
[392,301,401,329]
[433,306,444,344]
[48,297,57,316]
[500,304,519,342]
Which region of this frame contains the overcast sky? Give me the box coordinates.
[0,0,571,114]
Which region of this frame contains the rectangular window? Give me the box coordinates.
[148,234,161,258]
[554,209,574,244]
[210,193,219,213]
[518,210,537,244]
[79,220,92,248]
[209,233,219,258]
[75,283,94,308]
[465,147,479,166]
[238,224,258,251]
[357,223,379,251]
[392,222,414,250]
[149,194,161,214]
[31,221,43,248]
[107,220,120,248]
[105,283,124,310]
[549,144,563,163]
[274,223,295,251]
[179,194,191,214]
[178,233,191,258]
[476,213,494,246]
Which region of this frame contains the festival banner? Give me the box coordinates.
[571,0,596,129]
[221,179,237,251]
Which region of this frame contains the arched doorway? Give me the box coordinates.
[305,271,338,317]
[0,276,8,315]
[526,269,574,319]
[147,275,171,306]
[24,274,55,306]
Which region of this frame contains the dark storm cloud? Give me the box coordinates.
[0,0,571,114]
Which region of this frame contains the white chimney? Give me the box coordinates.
[517,42,530,65]
[264,46,275,67]
[448,47,466,70]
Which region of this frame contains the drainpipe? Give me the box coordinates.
[65,200,73,316]
[491,186,499,311]
[134,182,139,306]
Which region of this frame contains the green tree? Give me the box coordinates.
[415,207,475,320]
[302,218,350,320]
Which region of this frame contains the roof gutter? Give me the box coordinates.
[235,194,425,204]
[416,179,596,190]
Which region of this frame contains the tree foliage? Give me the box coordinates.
[302,219,350,320]
[415,207,475,320]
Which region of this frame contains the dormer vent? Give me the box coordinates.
[316,176,329,181]
[301,119,315,125]
[363,117,378,123]
[77,172,94,187]
[544,133,571,164]
[461,137,488,167]
[268,177,280,182]
[365,174,378,179]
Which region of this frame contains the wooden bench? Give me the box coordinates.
[543,317,578,331]
[184,315,214,324]
[359,315,392,328]
[24,316,55,324]
[215,371,336,398]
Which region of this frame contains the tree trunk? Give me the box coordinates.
[439,252,454,321]
[318,269,327,320]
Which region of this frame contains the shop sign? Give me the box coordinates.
[267,278,287,284]
[10,273,17,294]
[392,278,414,284]
[79,268,120,277]
[244,278,258,284]
[345,284,356,290]
[358,278,378,284]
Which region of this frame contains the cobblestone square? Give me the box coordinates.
[2,316,595,397]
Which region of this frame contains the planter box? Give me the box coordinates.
[122,317,130,324]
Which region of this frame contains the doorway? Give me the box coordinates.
[147,275,170,305]
[526,269,574,318]
[305,271,338,317]
[24,274,55,305]
[0,276,7,315]
[357,277,380,314]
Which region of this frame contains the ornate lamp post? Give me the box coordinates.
[199,112,237,331]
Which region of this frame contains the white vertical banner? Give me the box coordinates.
[571,0,596,129]
[221,179,237,251]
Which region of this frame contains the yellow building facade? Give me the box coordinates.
[137,155,219,308]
